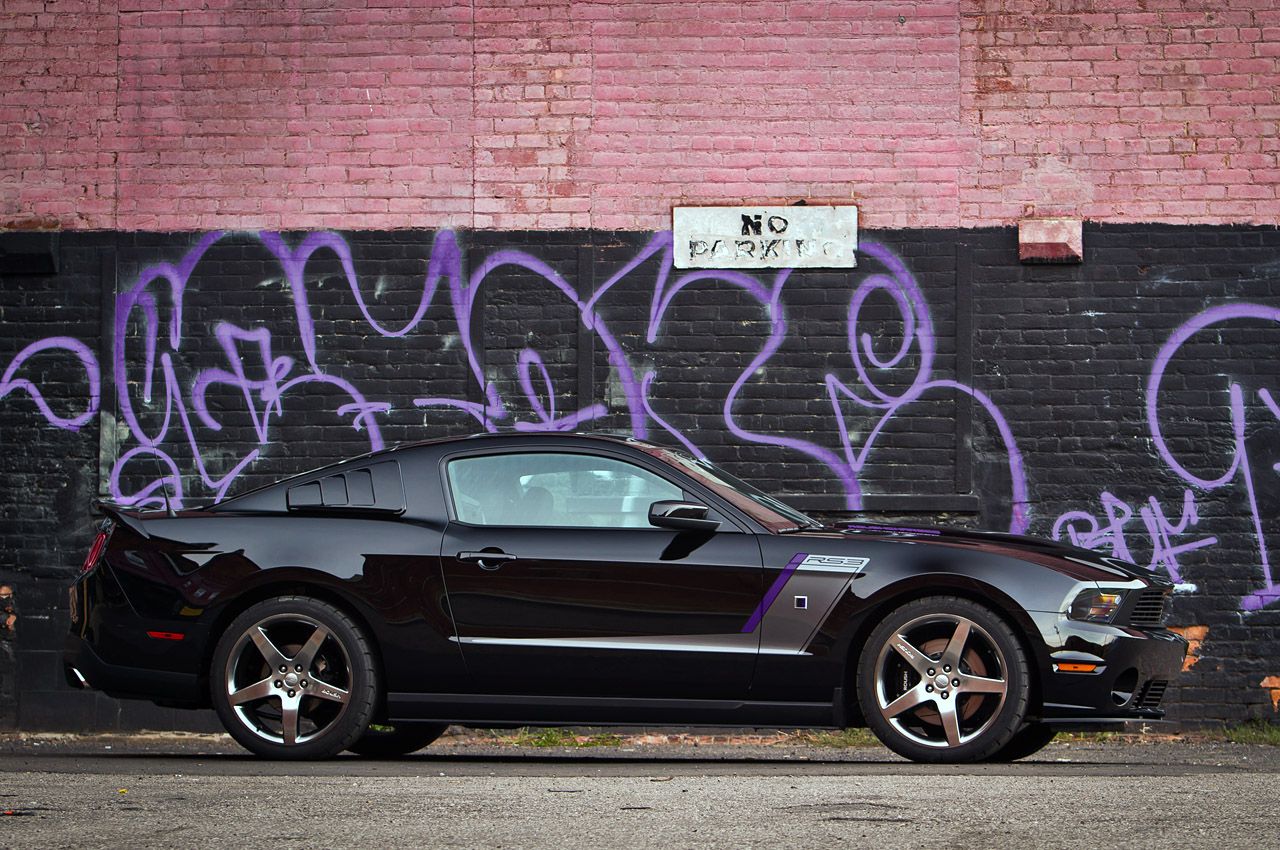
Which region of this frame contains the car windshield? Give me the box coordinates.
[639,446,821,533]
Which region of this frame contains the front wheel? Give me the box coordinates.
[211,595,379,759]
[856,596,1031,763]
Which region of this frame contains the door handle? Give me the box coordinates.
[458,550,518,570]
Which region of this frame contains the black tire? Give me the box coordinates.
[347,723,448,758]
[210,595,378,759]
[984,722,1058,762]
[856,595,1031,763]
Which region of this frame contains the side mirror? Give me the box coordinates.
[648,500,720,532]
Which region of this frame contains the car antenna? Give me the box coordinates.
[146,451,177,518]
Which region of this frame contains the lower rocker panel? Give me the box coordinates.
[387,692,837,727]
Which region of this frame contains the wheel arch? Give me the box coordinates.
[838,574,1046,726]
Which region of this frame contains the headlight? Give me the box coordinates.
[1069,589,1126,623]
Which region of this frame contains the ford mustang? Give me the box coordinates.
[64,433,1187,762]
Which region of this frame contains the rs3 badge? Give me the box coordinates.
[798,554,870,572]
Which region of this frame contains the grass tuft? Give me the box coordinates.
[502,728,625,748]
[1218,722,1280,746]
[1057,730,1120,743]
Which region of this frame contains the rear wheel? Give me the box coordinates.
[211,596,378,759]
[348,723,448,758]
[857,596,1030,763]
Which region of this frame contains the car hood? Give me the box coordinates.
[790,521,1168,587]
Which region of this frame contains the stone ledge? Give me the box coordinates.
[1019,218,1083,263]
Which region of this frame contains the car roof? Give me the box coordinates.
[370,430,661,459]
[214,431,667,512]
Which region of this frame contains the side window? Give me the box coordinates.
[446,452,683,528]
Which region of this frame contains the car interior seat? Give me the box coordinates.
[519,486,555,525]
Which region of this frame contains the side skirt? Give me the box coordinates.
[387,692,838,728]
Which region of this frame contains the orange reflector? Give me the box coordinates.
[146,631,185,641]
[1056,662,1098,673]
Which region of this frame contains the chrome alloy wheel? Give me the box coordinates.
[873,613,1008,749]
[224,614,353,746]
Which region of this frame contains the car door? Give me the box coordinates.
[439,448,764,700]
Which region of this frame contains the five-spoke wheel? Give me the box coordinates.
[858,596,1030,763]
[211,596,378,759]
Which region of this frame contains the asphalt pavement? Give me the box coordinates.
[0,733,1276,848]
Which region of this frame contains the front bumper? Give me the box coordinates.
[1034,614,1188,723]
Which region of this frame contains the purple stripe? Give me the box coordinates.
[741,553,808,634]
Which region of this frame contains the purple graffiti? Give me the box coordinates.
[1146,304,1280,611]
[7,232,1278,614]
[8,232,1028,551]
[1052,489,1216,586]
[641,370,705,459]
[1055,303,1280,611]
[460,245,651,436]
[825,243,1029,533]
[646,264,859,503]
[109,445,185,508]
[101,230,672,506]
[109,232,389,508]
[0,337,100,431]
[647,241,1029,532]
[512,349,608,432]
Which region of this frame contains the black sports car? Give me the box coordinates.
[65,433,1187,762]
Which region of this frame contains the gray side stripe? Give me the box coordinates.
[450,635,808,656]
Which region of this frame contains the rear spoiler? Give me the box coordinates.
[93,500,151,539]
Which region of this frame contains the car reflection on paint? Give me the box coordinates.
[64,433,1187,762]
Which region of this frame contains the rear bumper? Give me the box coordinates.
[64,633,204,707]
[1037,617,1188,722]
[65,559,210,708]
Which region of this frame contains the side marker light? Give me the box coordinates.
[1055,662,1099,673]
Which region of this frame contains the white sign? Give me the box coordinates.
[673,205,858,269]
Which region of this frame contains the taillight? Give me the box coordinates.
[81,529,110,574]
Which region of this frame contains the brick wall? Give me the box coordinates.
[3,1,1276,231]
[961,0,1280,224]
[0,0,119,229]
[0,234,110,727]
[1,1,1278,729]
[577,0,963,230]
[2,225,1279,728]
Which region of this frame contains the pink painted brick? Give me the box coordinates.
[1,1,1276,231]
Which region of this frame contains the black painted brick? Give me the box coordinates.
[0,224,1278,730]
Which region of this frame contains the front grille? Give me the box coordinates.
[1135,679,1168,709]
[1128,587,1170,628]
